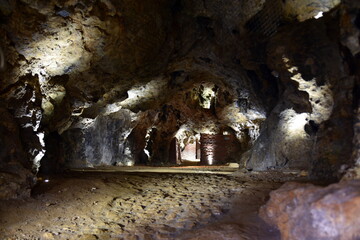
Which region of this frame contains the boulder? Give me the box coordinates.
[260,180,360,240]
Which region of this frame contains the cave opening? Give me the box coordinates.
[179,137,200,164]
[1,0,360,239]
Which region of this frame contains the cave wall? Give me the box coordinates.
[244,11,354,179]
[62,110,136,168]
[0,0,359,199]
[340,0,360,180]
[200,133,242,165]
[0,107,35,199]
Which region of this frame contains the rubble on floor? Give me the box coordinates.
[0,173,280,240]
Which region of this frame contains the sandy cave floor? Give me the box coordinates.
[0,171,284,240]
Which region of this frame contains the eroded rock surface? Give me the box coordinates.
[62,110,137,168]
[244,8,354,179]
[260,180,360,240]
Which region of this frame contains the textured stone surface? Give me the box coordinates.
[0,107,34,199]
[1,75,46,171]
[244,12,354,178]
[260,180,360,240]
[283,0,341,22]
[200,133,242,165]
[62,110,136,168]
[0,173,279,239]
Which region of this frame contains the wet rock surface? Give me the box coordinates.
[260,180,360,240]
[0,173,280,240]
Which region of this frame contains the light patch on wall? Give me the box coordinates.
[103,103,122,115]
[116,147,135,167]
[144,127,155,160]
[175,126,200,149]
[283,56,334,124]
[17,21,91,77]
[120,78,167,109]
[314,11,323,19]
[32,132,46,172]
[38,132,45,147]
[144,149,150,159]
[280,109,309,138]
[175,126,189,150]
[16,21,90,124]
[207,154,214,165]
[199,83,216,109]
[248,121,262,143]
[282,0,340,22]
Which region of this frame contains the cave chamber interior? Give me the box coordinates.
[0,0,360,239]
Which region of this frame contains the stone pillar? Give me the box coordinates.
[168,138,181,165]
[196,139,201,159]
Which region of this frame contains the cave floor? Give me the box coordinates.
[69,165,239,175]
[0,172,285,240]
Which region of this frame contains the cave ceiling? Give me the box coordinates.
[0,0,349,172]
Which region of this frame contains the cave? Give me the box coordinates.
[1,0,360,239]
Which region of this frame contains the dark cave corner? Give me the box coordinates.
[1,0,360,239]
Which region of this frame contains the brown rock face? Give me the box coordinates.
[260,180,360,240]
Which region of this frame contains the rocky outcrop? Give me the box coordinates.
[0,107,35,199]
[1,74,45,171]
[244,9,354,179]
[260,180,360,240]
[62,110,136,168]
[0,73,43,198]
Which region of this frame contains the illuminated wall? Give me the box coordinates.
[200,134,241,165]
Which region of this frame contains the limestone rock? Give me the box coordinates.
[1,75,46,171]
[244,12,353,177]
[62,110,137,168]
[260,180,360,240]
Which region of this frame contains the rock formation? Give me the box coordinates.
[0,0,359,202]
[260,180,360,240]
